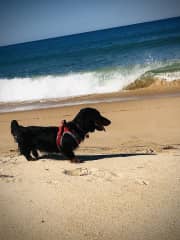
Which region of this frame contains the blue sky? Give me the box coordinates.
[0,0,180,46]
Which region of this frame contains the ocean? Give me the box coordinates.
[0,16,180,111]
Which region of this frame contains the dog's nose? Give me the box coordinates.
[103,117,111,126]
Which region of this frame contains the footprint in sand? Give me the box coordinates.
[63,167,119,182]
[0,174,15,183]
[63,168,89,176]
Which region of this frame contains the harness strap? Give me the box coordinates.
[56,120,80,150]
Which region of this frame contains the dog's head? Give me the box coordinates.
[74,108,111,133]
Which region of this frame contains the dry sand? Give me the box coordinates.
[0,88,180,240]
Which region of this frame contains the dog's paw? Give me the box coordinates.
[26,156,37,161]
[70,158,83,164]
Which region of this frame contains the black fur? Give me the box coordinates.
[11,108,111,163]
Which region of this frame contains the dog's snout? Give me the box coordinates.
[102,117,111,126]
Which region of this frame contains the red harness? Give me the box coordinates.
[56,120,80,150]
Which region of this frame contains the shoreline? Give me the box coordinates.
[1,85,180,113]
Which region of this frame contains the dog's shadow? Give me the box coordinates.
[37,152,156,162]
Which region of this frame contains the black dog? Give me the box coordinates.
[11,108,111,163]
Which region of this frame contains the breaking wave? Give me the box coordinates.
[0,61,180,103]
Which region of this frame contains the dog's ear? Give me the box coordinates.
[84,118,96,132]
[74,110,96,132]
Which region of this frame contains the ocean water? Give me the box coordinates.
[0,16,180,105]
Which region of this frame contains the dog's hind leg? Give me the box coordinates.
[18,144,35,161]
[31,149,39,159]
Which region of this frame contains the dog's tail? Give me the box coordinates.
[11,120,22,142]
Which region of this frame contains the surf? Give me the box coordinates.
[0,61,180,103]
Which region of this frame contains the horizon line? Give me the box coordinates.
[1,15,179,48]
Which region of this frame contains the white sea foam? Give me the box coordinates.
[0,69,141,102]
[0,63,179,103]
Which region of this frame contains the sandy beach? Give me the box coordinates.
[0,87,180,240]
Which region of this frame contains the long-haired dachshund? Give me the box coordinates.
[11,108,111,163]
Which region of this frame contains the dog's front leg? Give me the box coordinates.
[62,149,82,163]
